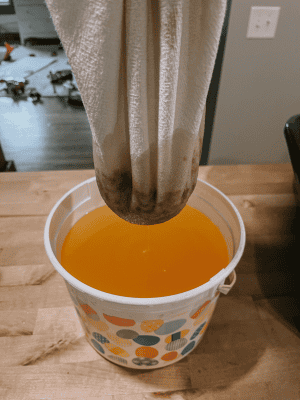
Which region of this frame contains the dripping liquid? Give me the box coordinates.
[60,205,229,298]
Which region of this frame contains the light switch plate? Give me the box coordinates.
[247,6,280,39]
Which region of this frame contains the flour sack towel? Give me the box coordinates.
[44,0,227,225]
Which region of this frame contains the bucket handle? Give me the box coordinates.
[217,270,236,295]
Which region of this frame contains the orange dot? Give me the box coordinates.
[165,336,172,344]
[193,304,214,326]
[103,314,135,327]
[161,351,178,361]
[87,318,109,331]
[190,300,211,319]
[200,322,209,335]
[104,343,129,357]
[135,346,158,358]
[140,319,164,333]
[107,332,132,347]
[81,304,97,315]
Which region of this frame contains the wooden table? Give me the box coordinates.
[0,164,300,399]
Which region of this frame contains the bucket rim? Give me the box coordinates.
[44,176,246,307]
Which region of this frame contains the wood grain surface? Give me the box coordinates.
[0,164,300,399]
[0,97,94,172]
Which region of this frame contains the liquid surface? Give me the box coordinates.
[60,205,229,298]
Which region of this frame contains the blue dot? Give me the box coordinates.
[117,329,139,339]
[92,332,109,344]
[181,341,195,356]
[154,319,186,335]
[108,355,127,365]
[132,357,159,366]
[190,322,206,340]
[91,339,105,354]
[133,335,160,346]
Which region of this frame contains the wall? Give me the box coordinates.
[0,1,18,33]
[207,0,300,165]
[0,14,18,33]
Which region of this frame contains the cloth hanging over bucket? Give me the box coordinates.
[44,0,227,225]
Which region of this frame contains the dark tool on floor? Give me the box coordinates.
[48,69,83,106]
[0,78,29,96]
[48,70,73,85]
[29,89,42,103]
[0,78,41,104]
[63,81,83,107]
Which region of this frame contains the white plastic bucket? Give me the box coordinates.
[44,177,246,369]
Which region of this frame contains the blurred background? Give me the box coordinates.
[1,0,299,172]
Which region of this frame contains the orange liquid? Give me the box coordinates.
[60,205,229,298]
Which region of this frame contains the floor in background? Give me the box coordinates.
[0,43,72,97]
[0,94,94,172]
[0,43,93,173]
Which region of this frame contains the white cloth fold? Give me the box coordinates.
[44,0,226,224]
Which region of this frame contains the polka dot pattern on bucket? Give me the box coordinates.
[108,355,128,365]
[132,357,159,366]
[91,339,105,354]
[104,343,129,358]
[87,318,109,331]
[190,300,211,319]
[103,314,136,327]
[80,304,97,315]
[135,346,158,358]
[140,319,164,333]
[190,322,207,340]
[68,282,222,369]
[154,319,186,335]
[161,351,178,361]
[92,332,110,344]
[181,341,195,356]
[165,338,188,351]
[133,335,160,346]
[117,329,139,339]
[107,332,132,347]
[165,329,189,343]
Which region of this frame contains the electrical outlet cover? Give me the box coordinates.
[247,6,280,39]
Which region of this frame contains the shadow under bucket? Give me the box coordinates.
[44,177,246,370]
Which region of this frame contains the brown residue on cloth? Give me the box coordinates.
[95,134,200,225]
[96,169,188,225]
